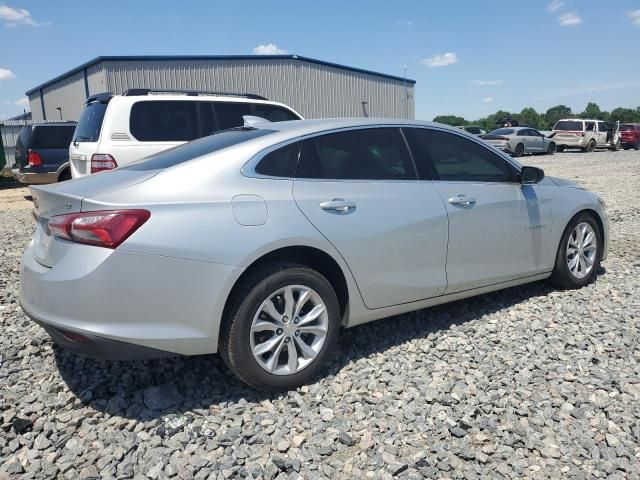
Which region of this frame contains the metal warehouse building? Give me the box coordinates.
[26,55,415,122]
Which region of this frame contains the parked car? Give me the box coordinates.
[69,89,303,178]
[619,123,640,150]
[456,125,487,136]
[551,119,621,152]
[21,119,608,391]
[481,126,556,157]
[12,122,76,184]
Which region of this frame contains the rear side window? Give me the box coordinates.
[215,102,252,130]
[255,142,300,177]
[554,120,583,131]
[30,126,75,149]
[250,104,300,122]
[74,102,107,142]
[296,128,416,180]
[405,128,516,183]
[130,101,198,142]
[620,125,633,131]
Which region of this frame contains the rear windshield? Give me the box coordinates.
[30,126,75,149]
[488,128,514,136]
[74,102,108,142]
[554,120,583,131]
[124,128,275,171]
[620,124,636,131]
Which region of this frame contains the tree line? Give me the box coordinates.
[433,103,640,131]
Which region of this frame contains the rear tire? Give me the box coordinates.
[514,143,524,157]
[220,262,340,391]
[58,168,71,182]
[557,146,565,152]
[583,140,596,153]
[548,213,601,289]
[546,143,555,155]
[634,141,640,151]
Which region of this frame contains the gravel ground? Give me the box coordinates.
[1,150,639,479]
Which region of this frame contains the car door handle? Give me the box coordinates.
[320,198,356,213]
[448,195,476,207]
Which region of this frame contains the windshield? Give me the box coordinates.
[554,120,583,131]
[124,127,275,171]
[73,102,107,142]
[488,128,514,136]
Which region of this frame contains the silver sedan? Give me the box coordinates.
[20,118,608,390]
[482,127,557,157]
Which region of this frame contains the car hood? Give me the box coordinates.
[546,175,585,190]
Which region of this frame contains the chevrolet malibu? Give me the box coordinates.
[20,118,608,391]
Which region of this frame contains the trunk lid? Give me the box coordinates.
[30,168,160,267]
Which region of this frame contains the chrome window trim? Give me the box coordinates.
[242,123,524,181]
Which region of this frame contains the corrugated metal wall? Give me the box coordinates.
[0,120,32,173]
[103,59,414,119]
[34,58,414,123]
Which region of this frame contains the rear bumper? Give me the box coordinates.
[12,169,57,185]
[553,137,587,148]
[19,242,243,357]
[484,141,513,154]
[27,313,175,360]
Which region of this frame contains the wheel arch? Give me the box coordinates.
[222,245,351,327]
[563,208,606,255]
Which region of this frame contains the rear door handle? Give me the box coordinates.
[448,195,476,207]
[320,198,356,213]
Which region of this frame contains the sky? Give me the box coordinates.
[1,0,639,121]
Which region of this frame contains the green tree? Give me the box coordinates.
[432,115,467,126]
[609,108,640,124]
[544,105,572,129]
[517,107,542,129]
[581,102,603,119]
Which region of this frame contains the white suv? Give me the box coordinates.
[552,118,620,152]
[69,89,303,177]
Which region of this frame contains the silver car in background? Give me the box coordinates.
[20,118,608,391]
[482,126,557,157]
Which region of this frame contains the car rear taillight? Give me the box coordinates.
[28,150,42,166]
[91,154,118,173]
[48,210,150,249]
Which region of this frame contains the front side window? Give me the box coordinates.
[255,142,300,177]
[296,128,416,180]
[598,122,609,132]
[130,101,198,142]
[405,128,517,183]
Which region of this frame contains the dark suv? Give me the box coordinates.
[12,122,76,184]
[620,123,640,150]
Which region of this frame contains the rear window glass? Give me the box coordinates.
[620,125,635,131]
[554,120,583,131]
[130,101,199,142]
[465,127,481,134]
[124,128,274,171]
[488,128,514,136]
[31,126,75,149]
[74,102,107,142]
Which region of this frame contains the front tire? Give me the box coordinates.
[548,213,601,289]
[634,141,640,151]
[220,263,340,391]
[546,143,556,155]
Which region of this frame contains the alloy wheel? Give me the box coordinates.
[250,285,329,375]
[566,222,597,279]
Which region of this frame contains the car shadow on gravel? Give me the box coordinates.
[53,280,557,422]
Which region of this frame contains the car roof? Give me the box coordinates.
[31,122,77,127]
[260,117,454,136]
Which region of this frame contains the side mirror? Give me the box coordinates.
[520,166,544,184]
